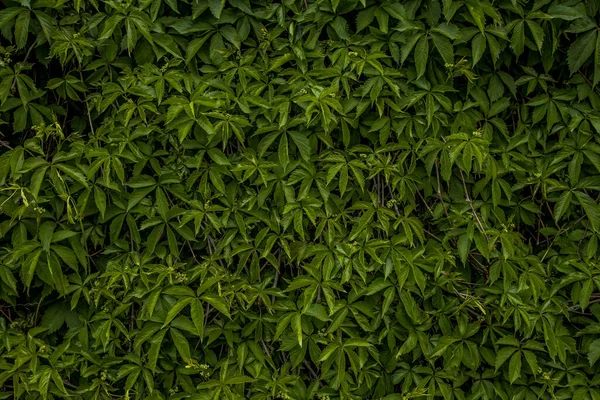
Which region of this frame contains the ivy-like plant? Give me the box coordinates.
[2,0,600,399]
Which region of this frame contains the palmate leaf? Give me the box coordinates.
[2,0,600,398]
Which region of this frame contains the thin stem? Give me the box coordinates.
[458,169,488,240]
[0,305,12,322]
[435,159,448,217]
[34,296,43,327]
[79,69,96,137]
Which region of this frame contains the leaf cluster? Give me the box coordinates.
[2,0,600,399]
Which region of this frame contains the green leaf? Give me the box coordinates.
[523,350,538,377]
[14,11,30,49]
[510,21,525,57]
[415,36,429,78]
[495,347,517,371]
[29,165,48,200]
[55,164,89,189]
[574,191,600,231]
[208,0,226,19]
[162,297,193,327]
[47,251,66,294]
[457,234,470,265]
[526,20,544,53]
[588,338,600,366]
[288,131,312,161]
[595,32,600,87]
[508,351,521,383]
[0,8,21,30]
[152,32,182,59]
[170,328,191,362]
[345,338,372,347]
[356,7,376,32]
[472,33,486,66]
[431,33,454,64]
[52,245,79,271]
[39,221,55,252]
[466,0,486,33]
[268,54,294,72]
[201,294,231,319]
[22,249,42,289]
[548,4,586,20]
[0,264,17,293]
[94,186,107,218]
[190,299,205,337]
[278,134,289,169]
[319,343,339,362]
[580,279,594,311]
[430,337,459,357]
[331,0,340,12]
[291,313,302,347]
[568,30,597,75]
[554,191,572,223]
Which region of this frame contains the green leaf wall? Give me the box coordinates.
[2,0,600,399]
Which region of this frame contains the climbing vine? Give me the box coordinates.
[2,0,600,399]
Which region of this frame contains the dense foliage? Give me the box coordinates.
[4,0,600,398]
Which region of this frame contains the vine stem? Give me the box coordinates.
[303,360,319,380]
[79,69,95,137]
[34,296,43,327]
[434,159,448,217]
[414,183,433,215]
[458,169,488,240]
[0,141,12,150]
[0,305,12,322]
